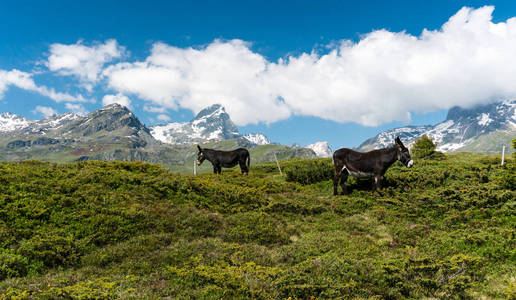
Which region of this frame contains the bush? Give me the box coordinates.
[18,234,81,270]
[285,158,333,184]
[0,249,29,280]
[40,278,122,299]
[224,211,291,245]
[411,135,436,159]
[166,258,283,298]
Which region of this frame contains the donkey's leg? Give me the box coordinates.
[239,161,247,175]
[376,175,382,190]
[372,174,383,196]
[340,172,349,195]
[333,169,341,196]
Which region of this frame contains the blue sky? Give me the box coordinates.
[1,1,516,149]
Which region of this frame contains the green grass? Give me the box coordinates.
[0,153,514,299]
[459,130,516,153]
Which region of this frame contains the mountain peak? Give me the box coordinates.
[62,104,150,138]
[151,104,240,144]
[243,133,270,145]
[0,112,32,132]
[193,104,225,120]
[99,103,131,113]
[306,141,333,158]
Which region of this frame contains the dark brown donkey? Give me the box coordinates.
[197,145,250,174]
[332,137,413,195]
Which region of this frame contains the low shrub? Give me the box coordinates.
[40,277,122,299]
[18,234,81,271]
[224,211,291,245]
[0,249,29,280]
[166,257,283,298]
[285,158,333,184]
[411,135,436,159]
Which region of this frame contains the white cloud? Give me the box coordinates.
[104,40,291,125]
[32,105,57,118]
[65,103,88,115]
[103,6,516,126]
[47,39,125,90]
[102,93,131,108]
[0,69,88,102]
[157,114,171,122]
[143,105,167,113]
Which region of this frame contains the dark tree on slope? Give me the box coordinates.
[512,138,516,159]
[411,135,436,159]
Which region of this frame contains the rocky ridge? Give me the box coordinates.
[356,100,516,153]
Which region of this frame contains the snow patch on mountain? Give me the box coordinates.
[150,104,241,144]
[477,113,492,126]
[306,141,333,158]
[36,113,80,132]
[0,113,32,132]
[243,133,270,145]
[438,141,468,152]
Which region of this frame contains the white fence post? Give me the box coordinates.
[501,145,505,166]
[273,153,283,176]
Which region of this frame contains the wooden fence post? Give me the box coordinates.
[273,153,283,176]
[501,145,505,166]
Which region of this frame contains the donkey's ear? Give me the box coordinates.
[395,137,406,149]
[197,145,202,152]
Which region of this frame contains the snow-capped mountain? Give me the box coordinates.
[0,112,31,132]
[243,133,270,145]
[306,141,333,158]
[0,103,316,167]
[151,104,268,145]
[0,112,81,135]
[356,100,516,153]
[151,104,240,144]
[1,104,155,148]
[28,113,81,135]
[60,104,151,139]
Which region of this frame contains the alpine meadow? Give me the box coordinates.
[0,148,514,298]
[2,1,516,299]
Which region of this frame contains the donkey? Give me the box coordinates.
[332,137,413,195]
[197,145,250,174]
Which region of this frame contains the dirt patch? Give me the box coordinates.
[72,145,103,155]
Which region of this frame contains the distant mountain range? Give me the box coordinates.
[356,100,516,153]
[0,103,316,171]
[1,99,511,169]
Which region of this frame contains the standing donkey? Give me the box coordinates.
[197,145,250,174]
[332,137,413,195]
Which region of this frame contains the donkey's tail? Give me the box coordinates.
[247,153,251,168]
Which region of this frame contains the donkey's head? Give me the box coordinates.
[196,145,206,166]
[395,137,413,168]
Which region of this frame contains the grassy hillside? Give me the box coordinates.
[459,129,516,153]
[0,153,514,298]
[0,137,316,175]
